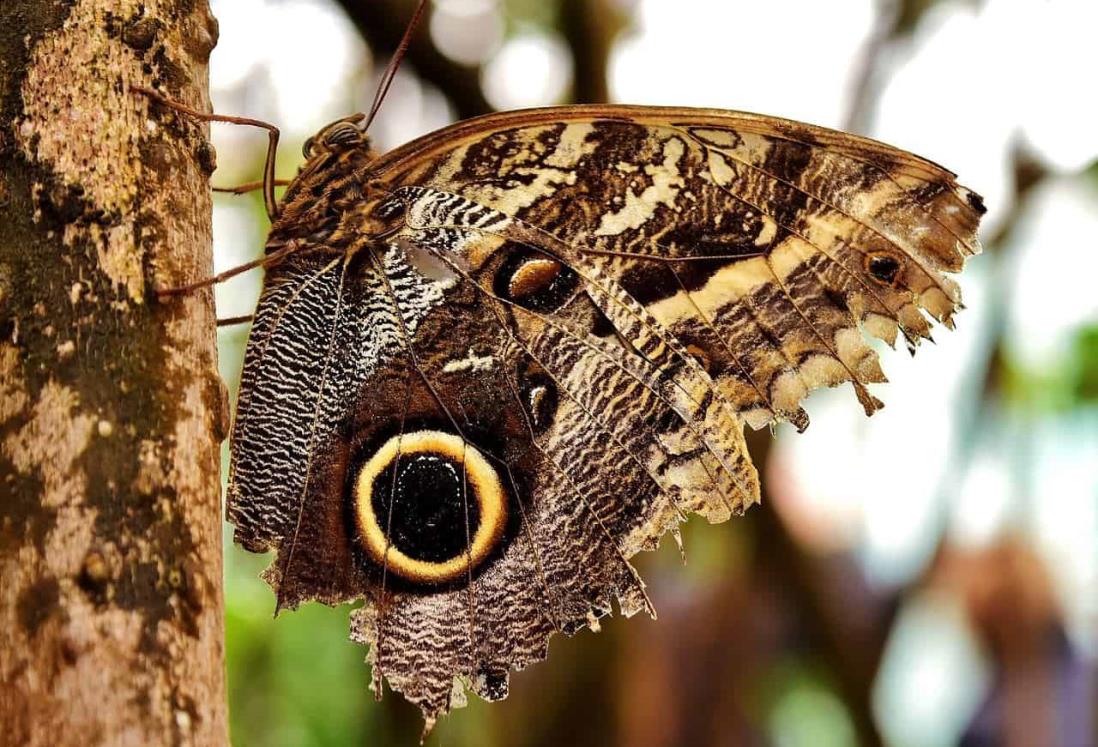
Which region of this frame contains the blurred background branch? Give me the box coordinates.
[332,0,492,118]
[560,0,622,104]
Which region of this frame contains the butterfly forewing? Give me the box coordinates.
[226,106,984,727]
[376,107,983,428]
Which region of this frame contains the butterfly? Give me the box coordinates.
[149,5,984,733]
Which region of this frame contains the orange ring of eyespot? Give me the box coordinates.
[353,431,507,584]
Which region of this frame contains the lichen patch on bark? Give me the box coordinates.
[14,0,218,305]
[0,344,29,422]
[17,0,149,300]
[3,380,95,504]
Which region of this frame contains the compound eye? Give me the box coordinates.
[352,431,507,584]
[303,114,368,158]
[323,120,363,149]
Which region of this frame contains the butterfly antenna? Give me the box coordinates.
[363,0,430,131]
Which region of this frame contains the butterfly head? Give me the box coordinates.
[302,113,372,160]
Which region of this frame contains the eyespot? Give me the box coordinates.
[866,252,903,287]
[353,431,507,584]
[509,258,560,298]
[518,369,558,433]
[494,247,578,312]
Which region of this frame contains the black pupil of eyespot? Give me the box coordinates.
[869,255,900,283]
[370,453,480,563]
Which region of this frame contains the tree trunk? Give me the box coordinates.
[0,2,228,745]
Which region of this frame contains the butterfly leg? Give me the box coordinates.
[131,85,282,222]
[212,178,290,196]
[155,237,299,300]
[216,314,254,328]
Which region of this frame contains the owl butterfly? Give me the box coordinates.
[154,4,983,733]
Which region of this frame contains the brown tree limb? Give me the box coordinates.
[0,1,228,744]
[844,0,961,134]
[331,0,493,120]
[560,0,622,104]
[747,430,889,747]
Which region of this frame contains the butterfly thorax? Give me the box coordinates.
[267,114,388,252]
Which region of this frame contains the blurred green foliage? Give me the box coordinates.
[225,543,373,746]
[1004,324,1098,411]
[1069,326,1098,403]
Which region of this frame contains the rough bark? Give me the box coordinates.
[0,2,228,745]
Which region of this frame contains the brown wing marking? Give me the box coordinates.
[436,246,748,526]
[374,110,981,433]
[277,255,352,609]
[401,225,747,529]
[689,133,962,316]
[393,187,760,515]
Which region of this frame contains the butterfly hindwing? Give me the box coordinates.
[226,106,984,726]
